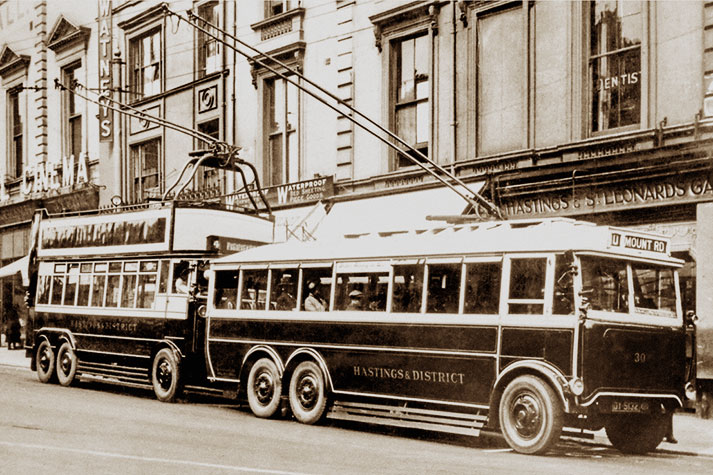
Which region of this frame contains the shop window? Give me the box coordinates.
[392,33,430,169]
[426,263,461,314]
[130,138,161,203]
[265,75,299,186]
[129,28,161,101]
[240,269,268,310]
[589,0,642,132]
[197,1,221,78]
[392,264,424,313]
[477,5,525,156]
[464,262,501,314]
[7,87,24,179]
[62,62,83,159]
[507,258,546,315]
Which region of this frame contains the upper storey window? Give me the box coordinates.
[129,28,161,101]
[265,1,291,18]
[589,0,642,132]
[8,87,24,179]
[393,33,430,169]
[197,1,221,78]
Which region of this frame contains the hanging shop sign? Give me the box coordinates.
[20,153,89,197]
[98,0,113,142]
[222,176,334,210]
[500,169,713,219]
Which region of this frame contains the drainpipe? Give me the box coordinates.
[451,0,458,175]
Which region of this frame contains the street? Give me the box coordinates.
[1,365,711,474]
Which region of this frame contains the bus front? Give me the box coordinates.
[574,228,688,454]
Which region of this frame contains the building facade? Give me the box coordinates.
[1,0,712,409]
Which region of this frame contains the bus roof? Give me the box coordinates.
[37,202,275,258]
[213,218,683,267]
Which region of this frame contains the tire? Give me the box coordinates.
[605,414,667,454]
[152,348,182,402]
[56,341,78,387]
[499,375,564,455]
[35,339,57,384]
[247,358,282,418]
[289,361,328,424]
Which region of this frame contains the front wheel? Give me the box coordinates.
[289,361,328,424]
[152,348,182,402]
[499,375,564,455]
[247,358,282,418]
[35,339,56,384]
[56,341,78,386]
[605,414,668,454]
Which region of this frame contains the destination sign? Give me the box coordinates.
[610,232,668,254]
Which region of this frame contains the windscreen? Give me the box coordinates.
[580,256,677,318]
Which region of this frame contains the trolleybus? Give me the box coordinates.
[26,201,274,401]
[204,218,691,455]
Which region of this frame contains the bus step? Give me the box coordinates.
[79,373,152,391]
[327,401,486,437]
[78,362,148,384]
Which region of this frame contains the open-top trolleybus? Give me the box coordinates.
[26,201,274,401]
[204,217,691,455]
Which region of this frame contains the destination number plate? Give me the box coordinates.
[611,400,650,414]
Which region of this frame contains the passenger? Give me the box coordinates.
[346,289,363,310]
[304,282,327,311]
[276,285,295,310]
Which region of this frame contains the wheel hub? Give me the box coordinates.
[157,360,172,389]
[255,373,274,404]
[39,349,51,372]
[511,393,542,439]
[297,375,317,409]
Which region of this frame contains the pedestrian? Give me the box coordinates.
[7,308,21,350]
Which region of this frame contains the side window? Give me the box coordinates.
[302,267,332,311]
[64,264,79,306]
[136,261,158,309]
[92,262,108,306]
[240,269,268,310]
[173,261,191,294]
[270,269,297,311]
[36,275,51,305]
[581,256,629,313]
[553,254,575,315]
[214,270,238,309]
[392,264,424,313]
[335,271,388,311]
[507,258,546,315]
[105,262,123,307]
[158,260,170,294]
[122,262,138,308]
[426,263,461,314]
[464,262,501,314]
[77,263,93,306]
[50,264,66,305]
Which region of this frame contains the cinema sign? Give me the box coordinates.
[20,153,89,196]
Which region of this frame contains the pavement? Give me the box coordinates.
[1,344,712,457]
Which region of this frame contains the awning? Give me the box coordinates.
[0,255,29,286]
[315,185,482,239]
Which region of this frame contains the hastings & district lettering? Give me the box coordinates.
[353,366,466,384]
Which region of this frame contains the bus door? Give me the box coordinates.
[158,260,191,350]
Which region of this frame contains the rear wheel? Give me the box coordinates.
[152,348,182,402]
[247,358,282,418]
[35,339,56,384]
[56,341,78,387]
[289,361,328,424]
[605,414,667,454]
[499,375,564,454]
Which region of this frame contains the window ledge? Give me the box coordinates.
[250,8,305,41]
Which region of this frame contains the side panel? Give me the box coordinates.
[208,318,498,406]
[499,327,574,375]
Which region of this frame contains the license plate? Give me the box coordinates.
[611,400,650,414]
